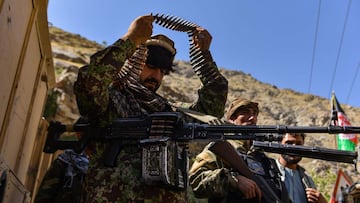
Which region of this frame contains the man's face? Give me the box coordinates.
[230,107,258,148]
[139,64,166,92]
[281,133,304,164]
[230,108,258,126]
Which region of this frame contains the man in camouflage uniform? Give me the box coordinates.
[189,98,288,203]
[73,14,228,202]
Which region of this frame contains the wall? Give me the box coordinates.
[0,0,55,201]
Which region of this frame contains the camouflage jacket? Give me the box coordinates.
[74,38,228,203]
[189,140,249,202]
[189,140,287,203]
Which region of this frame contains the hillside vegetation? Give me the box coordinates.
[46,26,360,200]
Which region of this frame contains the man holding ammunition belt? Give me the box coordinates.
[189,98,289,203]
[74,14,228,202]
[276,133,327,203]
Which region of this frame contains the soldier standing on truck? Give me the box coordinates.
[73,14,228,202]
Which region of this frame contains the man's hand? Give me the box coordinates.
[123,15,154,46]
[209,141,261,201]
[306,188,327,203]
[235,175,262,200]
[192,27,212,51]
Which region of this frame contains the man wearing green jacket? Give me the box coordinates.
[74,14,228,202]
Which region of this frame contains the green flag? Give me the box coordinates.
[331,92,358,151]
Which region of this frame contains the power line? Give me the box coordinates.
[328,0,352,99]
[346,62,360,104]
[307,0,322,94]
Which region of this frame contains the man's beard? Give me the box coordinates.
[142,78,160,92]
[281,154,302,164]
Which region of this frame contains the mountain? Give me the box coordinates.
[46,25,360,199]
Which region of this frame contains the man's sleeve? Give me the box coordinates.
[73,39,136,119]
[189,164,237,198]
[189,148,236,198]
[189,50,228,118]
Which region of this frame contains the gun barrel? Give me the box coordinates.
[44,112,360,155]
[202,125,360,134]
[253,141,358,164]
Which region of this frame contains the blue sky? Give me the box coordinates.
[48,0,360,108]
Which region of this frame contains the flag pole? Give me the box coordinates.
[330,91,338,149]
[330,91,341,176]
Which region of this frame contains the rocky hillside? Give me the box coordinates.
[46,25,360,200]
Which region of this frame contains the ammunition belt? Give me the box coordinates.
[116,44,147,87]
[153,13,220,84]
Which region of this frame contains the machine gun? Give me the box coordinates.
[44,112,358,164]
[44,112,283,153]
[43,112,359,202]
